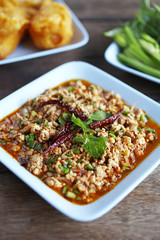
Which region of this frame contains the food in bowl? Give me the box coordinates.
[0,79,159,204]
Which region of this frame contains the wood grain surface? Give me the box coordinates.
[0,1,160,239]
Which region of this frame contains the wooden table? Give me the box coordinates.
[0,1,160,239]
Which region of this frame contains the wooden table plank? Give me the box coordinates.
[0,0,160,239]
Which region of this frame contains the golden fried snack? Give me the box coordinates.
[20,0,42,19]
[0,1,30,59]
[29,0,73,49]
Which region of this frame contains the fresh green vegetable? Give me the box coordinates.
[76,196,81,200]
[122,166,130,170]
[44,122,48,127]
[104,0,160,79]
[67,159,72,165]
[71,113,89,132]
[73,148,80,154]
[86,163,95,171]
[122,110,130,115]
[109,131,116,139]
[58,117,66,126]
[118,53,160,78]
[62,186,67,194]
[46,157,55,165]
[66,153,72,157]
[89,110,112,121]
[20,118,24,125]
[58,113,71,126]
[68,86,73,92]
[0,140,6,146]
[59,164,70,174]
[25,133,35,149]
[37,119,43,124]
[78,159,83,163]
[73,189,80,194]
[34,143,42,152]
[73,134,109,158]
[66,191,76,199]
[147,128,156,133]
[140,114,148,122]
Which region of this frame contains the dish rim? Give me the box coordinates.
[104,42,160,84]
[0,61,160,222]
[0,0,89,65]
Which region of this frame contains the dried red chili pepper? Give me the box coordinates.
[89,107,124,129]
[36,99,87,120]
[52,120,72,143]
[43,127,81,154]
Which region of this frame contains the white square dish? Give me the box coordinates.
[0,61,160,222]
[0,0,89,65]
[104,42,160,84]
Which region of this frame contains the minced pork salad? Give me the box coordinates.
[0,79,159,204]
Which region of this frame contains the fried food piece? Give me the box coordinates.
[29,0,73,49]
[0,1,30,59]
[20,0,42,19]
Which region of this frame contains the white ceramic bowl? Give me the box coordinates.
[0,0,89,65]
[0,61,160,222]
[104,42,160,84]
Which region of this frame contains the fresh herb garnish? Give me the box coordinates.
[58,117,66,126]
[37,119,43,124]
[122,166,130,170]
[73,189,80,194]
[25,133,35,149]
[73,134,109,158]
[67,159,72,165]
[73,148,80,154]
[78,159,83,163]
[59,164,70,174]
[147,128,156,133]
[58,113,71,126]
[86,163,95,171]
[44,122,48,127]
[34,143,42,152]
[122,110,130,115]
[89,110,112,121]
[76,196,81,200]
[140,114,149,122]
[89,102,94,107]
[46,157,55,165]
[68,86,73,93]
[66,153,72,157]
[137,127,141,132]
[71,113,89,132]
[0,140,6,146]
[20,118,24,125]
[109,131,116,139]
[62,186,67,194]
[66,191,76,199]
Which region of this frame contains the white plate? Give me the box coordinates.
[0,61,160,222]
[104,42,160,84]
[0,0,89,65]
